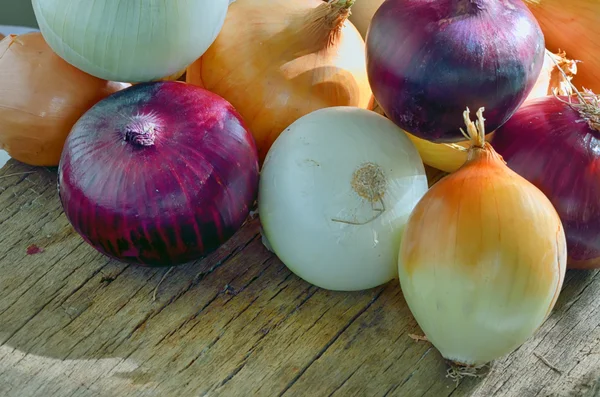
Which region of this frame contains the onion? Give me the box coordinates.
[384,49,578,174]
[186,0,373,162]
[31,0,230,83]
[259,107,428,291]
[58,81,259,267]
[366,0,545,142]
[0,33,128,167]
[399,107,566,372]
[525,0,600,92]
[491,92,600,269]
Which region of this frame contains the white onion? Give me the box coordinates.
[259,107,429,291]
[31,0,230,83]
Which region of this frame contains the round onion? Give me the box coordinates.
[491,93,600,269]
[0,32,128,167]
[366,0,545,142]
[259,107,428,291]
[32,0,231,83]
[399,107,566,370]
[58,81,259,267]
[186,0,373,163]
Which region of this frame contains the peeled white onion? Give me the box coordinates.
[259,107,429,291]
[32,0,230,83]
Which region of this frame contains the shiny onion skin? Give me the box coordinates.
[399,108,566,368]
[366,0,545,142]
[58,81,259,267]
[492,95,600,269]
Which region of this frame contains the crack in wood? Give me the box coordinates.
[277,288,386,397]
[327,365,361,397]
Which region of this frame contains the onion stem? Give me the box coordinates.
[460,107,487,148]
[549,58,600,132]
[306,0,356,46]
[445,362,490,385]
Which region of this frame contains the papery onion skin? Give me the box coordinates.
[32,0,230,83]
[492,95,600,269]
[259,107,428,291]
[525,0,600,92]
[58,81,259,267]
[186,0,373,162]
[399,109,566,366]
[366,0,545,142]
[0,33,129,167]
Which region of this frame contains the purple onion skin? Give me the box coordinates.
[57,81,260,267]
[366,0,545,142]
[492,96,600,269]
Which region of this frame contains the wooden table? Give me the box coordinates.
[0,160,599,397]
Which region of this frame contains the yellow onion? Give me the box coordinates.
[0,33,129,166]
[398,107,566,370]
[186,0,373,162]
[525,0,600,92]
[395,50,577,173]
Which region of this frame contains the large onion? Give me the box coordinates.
[186,0,373,162]
[58,81,259,267]
[0,33,128,167]
[399,107,566,370]
[259,107,428,291]
[366,0,545,142]
[525,0,600,92]
[32,0,230,83]
[492,93,600,269]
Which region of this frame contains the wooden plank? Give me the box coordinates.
[0,159,598,397]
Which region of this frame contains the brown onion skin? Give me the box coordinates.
[366,0,545,142]
[491,95,600,269]
[58,81,259,267]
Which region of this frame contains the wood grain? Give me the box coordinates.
[0,160,598,397]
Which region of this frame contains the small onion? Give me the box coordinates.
[259,107,428,291]
[0,33,128,166]
[32,0,231,83]
[58,81,259,266]
[366,0,545,142]
[186,0,373,162]
[492,93,600,269]
[399,107,566,370]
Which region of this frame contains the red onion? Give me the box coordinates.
[57,81,259,267]
[365,0,545,142]
[491,93,600,269]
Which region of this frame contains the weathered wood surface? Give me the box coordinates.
[0,159,599,397]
